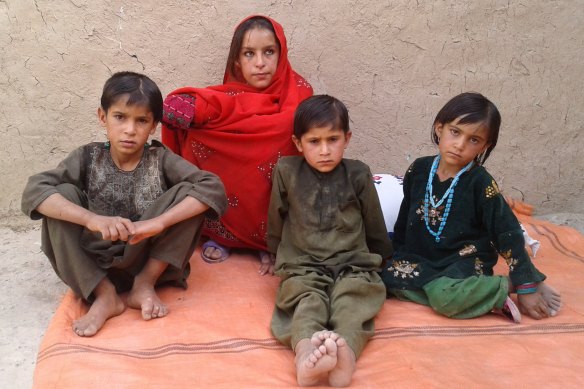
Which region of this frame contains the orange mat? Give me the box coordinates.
[34,214,584,388]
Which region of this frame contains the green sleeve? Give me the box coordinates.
[161,145,227,219]
[266,162,288,254]
[359,166,394,259]
[479,177,545,286]
[21,146,86,220]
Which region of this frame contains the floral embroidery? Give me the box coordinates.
[485,180,500,198]
[388,260,420,279]
[295,75,312,89]
[163,94,195,130]
[474,258,484,275]
[227,195,239,208]
[204,219,241,242]
[459,245,477,256]
[251,220,267,242]
[258,152,282,182]
[500,249,519,272]
[416,197,444,226]
[191,140,215,161]
[224,89,244,96]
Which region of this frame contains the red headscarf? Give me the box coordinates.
[161,15,313,251]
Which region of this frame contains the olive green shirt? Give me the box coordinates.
[267,156,393,277]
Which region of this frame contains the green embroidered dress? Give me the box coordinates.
[381,156,545,291]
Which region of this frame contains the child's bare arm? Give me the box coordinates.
[36,192,135,241]
[129,196,209,244]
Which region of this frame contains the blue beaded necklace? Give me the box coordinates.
[424,155,473,242]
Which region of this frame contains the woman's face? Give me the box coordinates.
[236,27,279,90]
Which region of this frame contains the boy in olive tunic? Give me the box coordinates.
[267,95,393,387]
[21,72,227,337]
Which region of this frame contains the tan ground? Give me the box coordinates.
[1,213,583,388]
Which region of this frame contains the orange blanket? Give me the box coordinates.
[34,214,584,388]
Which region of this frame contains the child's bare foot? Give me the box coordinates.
[127,280,167,320]
[538,282,562,316]
[518,282,562,319]
[258,250,276,275]
[295,335,338,386]
[328,335,356,387]
[72,279,125,337]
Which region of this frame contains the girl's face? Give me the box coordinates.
[292,126,352,173]
[98,95,157,170]
[236,27,279,90]
[434,116,490,176]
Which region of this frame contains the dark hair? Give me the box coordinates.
[293,95,350,139]
[432,92,501,164]
[225,16,280,83]
[100,71,163,122]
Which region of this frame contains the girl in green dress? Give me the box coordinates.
[381,92,561,323]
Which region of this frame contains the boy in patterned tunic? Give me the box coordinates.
[21,72,227,337]
[267,95,393,387]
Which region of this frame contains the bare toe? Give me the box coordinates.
[295,337,338,387]
[328,335,356,388]
[72,294,124,337]
[539,283,562,315]
[127,286,167,321]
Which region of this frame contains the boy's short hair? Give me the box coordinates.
[293,95,349,138]
[101,71,163,122]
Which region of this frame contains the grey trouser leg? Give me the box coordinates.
[42,183,204,300]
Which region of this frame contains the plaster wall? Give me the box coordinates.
[1,0,583,222]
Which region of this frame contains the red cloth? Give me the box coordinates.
[161,15,313,251]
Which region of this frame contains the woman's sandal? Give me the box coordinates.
[200,240,230,263]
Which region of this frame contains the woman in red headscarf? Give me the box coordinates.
[162,15,313,274]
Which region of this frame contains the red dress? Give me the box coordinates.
[161,15,313,251]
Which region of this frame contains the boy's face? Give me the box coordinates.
[98,96,157,167]
[292,126,351,173]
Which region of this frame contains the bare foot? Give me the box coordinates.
[328,335,356,387]
[518,282,562,319]
[258,251,276,276]
[127,280,167,320]
[72,280,125,337]
[295,336,338,386]
[203,246,225,260]
[538,283,562,316]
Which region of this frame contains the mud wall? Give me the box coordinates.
[1,0,583,222]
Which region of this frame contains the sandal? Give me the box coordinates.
[496,296,522,323]
[200,240,230,263]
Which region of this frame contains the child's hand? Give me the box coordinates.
[517,292,551,319]
[86,215,135,242]
[128,219,166,245]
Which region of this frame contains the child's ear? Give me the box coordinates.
[344,131,352,148]
[291,135,303,153]
[150,121,159,135]
[97,107,107,128]
[434,123,443,140]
